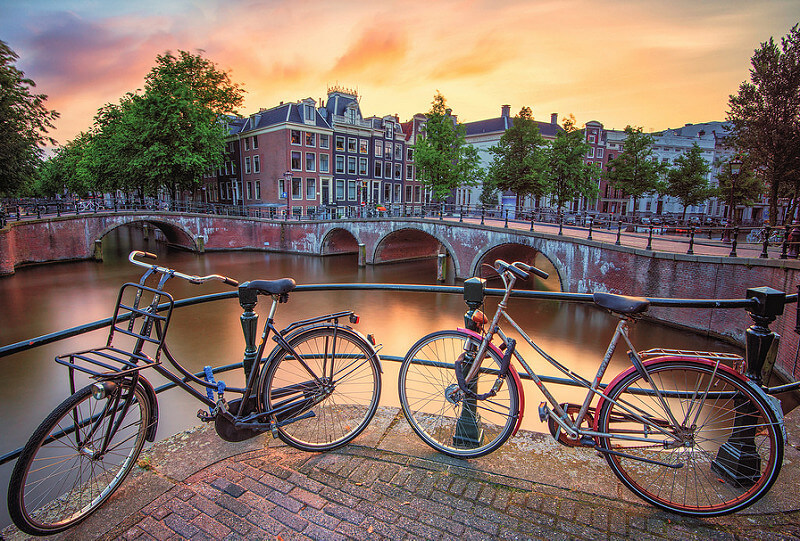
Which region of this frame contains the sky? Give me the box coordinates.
[1,0,798,146]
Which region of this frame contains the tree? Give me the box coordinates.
[603,126,665,218]
[414,92,482,201]
[727,24,800,225]
[0,40,59,195]
[715,156,764,225]
[545,116,598,214]
[665,143,713,220]
[486,107,548,209]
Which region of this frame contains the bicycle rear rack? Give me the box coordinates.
[56,282,174,378]
[639,348,744,371]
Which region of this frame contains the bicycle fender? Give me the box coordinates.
[134,376,159,442]
[593,356,785,442]
[457,328,525,435]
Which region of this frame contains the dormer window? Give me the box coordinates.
[305,104,315,122]
[385,123,394,139]
[346,107,357,124]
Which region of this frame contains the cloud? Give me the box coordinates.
[329,27,408,81]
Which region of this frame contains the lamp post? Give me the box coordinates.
[283,170,292,220]
[723,158,742,243]
[357,179,365,217]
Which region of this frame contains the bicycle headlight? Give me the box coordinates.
[91,381,117,400]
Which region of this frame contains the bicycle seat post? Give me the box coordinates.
[238,285,259,381]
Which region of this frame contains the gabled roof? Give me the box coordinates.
[464,116,562,138]
[228,101,332,134]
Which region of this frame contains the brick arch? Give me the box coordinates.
[372,227,460,276]
[95,217,198,251]
[469,242,563,291]
[320,227,361,255]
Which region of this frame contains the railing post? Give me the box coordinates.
[587,218,593,240]
[481,207,485,226]
[504,209,509,228]
[759,225,771,259]
[646,225,653,250]
[615,221,622,245]
[459,205,463,223]
[729,227,739,257]
[687,226,695,255]
[530,213,535,231]
[558,213,563,236]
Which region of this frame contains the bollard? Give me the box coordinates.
[729,228,739,257]
[530,214,534,231]
[238,288,259,382]
[760,226,771,259]
[587,218,593,240]
[93,239,103,261]
[646,226,653,250]
[358,243,366,267]
[454,277,487,448]
[687,226,695,255]
[558,213,563,236]
[504,209,509,228]
[436,253,447,282]
[195,235,205,253]
[615,221,622,245]
[459,206,463,223]
[481,207,485,225]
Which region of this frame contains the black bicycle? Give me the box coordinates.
[8,250,382,535]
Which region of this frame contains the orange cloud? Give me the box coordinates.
[329,27,408,80]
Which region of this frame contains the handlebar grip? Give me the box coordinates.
[495,259,529,280]
[224,277,239,287]
[516,262,549,280]
[140,251,158,260]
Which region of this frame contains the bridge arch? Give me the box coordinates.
[96,217,197,251]
[471,242,563,291]
[372,227,459,276]
[320,227,360,255]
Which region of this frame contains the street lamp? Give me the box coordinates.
[723,158,742,243]
[283,170,292,220]
[357,179,364,217]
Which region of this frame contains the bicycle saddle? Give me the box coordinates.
[592,292,650,315]
[239,279,296,296]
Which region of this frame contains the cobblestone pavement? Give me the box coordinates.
[100,444,800,541]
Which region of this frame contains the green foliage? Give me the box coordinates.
[603,126,666,216]
[665,143,714,219]
[727,24,800,225]
[715,156,764,224]
[0,41,59,196]
[487,107,548,205]
[545,116,598,211]
[414,92,482,201]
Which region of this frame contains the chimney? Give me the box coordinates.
[501,105,511,118]
[551,113,558,125]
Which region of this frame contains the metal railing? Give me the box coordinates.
[1,282,797,467]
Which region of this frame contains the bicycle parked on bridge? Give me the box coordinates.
[7,250,382,536]
[398,259,788,517]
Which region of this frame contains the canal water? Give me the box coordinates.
[0,224,741,528]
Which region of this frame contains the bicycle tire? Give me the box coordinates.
[260,326,381,452]
[8,382,150,535]
[596,359,783,516]
[398,330,520,458]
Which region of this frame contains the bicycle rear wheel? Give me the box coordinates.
[260,326,381,451]
[398,330,519,458]
[597,359,783,516]
[8,382,150,535]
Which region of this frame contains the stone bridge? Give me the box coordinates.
[2,212,800,379]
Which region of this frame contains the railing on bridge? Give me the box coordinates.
[3,198,800,260]
[1,282,798,469]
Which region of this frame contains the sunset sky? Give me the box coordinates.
[1,0,798,146]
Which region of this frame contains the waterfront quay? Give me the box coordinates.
[4,405,800,540]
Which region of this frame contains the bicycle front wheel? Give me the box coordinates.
[398,330,519,458]
[261,326,381,452]
[597,359,783,516]
[8,382,151,535]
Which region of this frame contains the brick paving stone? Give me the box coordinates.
[266,488,304,513]
[298,505,343,530]
[163,512,201,538]
[324,502,368,525]
[191,513,232,538]
[270,504,310,532]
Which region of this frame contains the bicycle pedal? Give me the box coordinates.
[538,402,550,422]
[197,409,214,422]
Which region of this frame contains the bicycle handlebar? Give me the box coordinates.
[494,259,549,281]
[128,251,239,287]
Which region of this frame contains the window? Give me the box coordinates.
[247,181,253,199]
[252,136,258,149]
[291,130,301,145]
[348,180,357,200]
[586,148,594,158]
[335,155,345,174]
[244,156,251,174]
[255,181,261,199]
[385,124,393,139]
[405,186,412,202]
[253,155,260,173]
[319,134,330,149]
[291,151,302,170]
[306,153,316,171]
[279,179,286,198]
[596,148,604,159]
[406,147,414,161]
[306,178,316,200]
[319,154,329,173]
[305,132,315,147]
[394,144,402,160]
[347,138,357,153]
[406,164,413,179]
[304,104,315,121]
[336,179,345,200]
[394,163,401,180]
[374,141,383,157]
[383,183,391,202]
[414,185,421,203]
[347,156,357,175]
[346,108,357,124]
[359,157,368,176]
[244,138,250,151]
[374,160,382,177]
[385,143,392,157]
[384,161,392,178]
[292,177,302,200]
[588,134,596,144]
[335,136,345,151]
